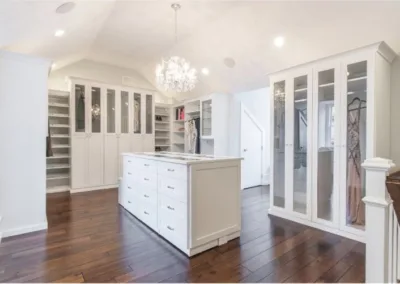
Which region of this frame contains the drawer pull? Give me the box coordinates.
[128,186,132,189]
[128,201,132,204]
[167,205,175,211]
[144,164,150,167]
[144,178,149,181]
[128,172,132,175]
[167,169,175,172]
[144,194,149,198]
[167,186,174,190]
[144,211,149,215]
[128,160,132,163]
[167,226,175,231]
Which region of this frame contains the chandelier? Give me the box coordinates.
[156,3,197,93]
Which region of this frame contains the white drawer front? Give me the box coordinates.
[157,162,187,180]
[138,185,157,205]
[139,201,158,230]
[133,157,157,173]
[125,190,140,217]
[158,194,187,220]
[159,212,187,249]
[158,176,187,203]
[136,171,158,189]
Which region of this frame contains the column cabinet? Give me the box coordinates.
[70,77,155,192]
[71,83,104,190]
[269,42,396,241]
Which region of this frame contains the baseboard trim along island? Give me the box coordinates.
[118,152,242,256]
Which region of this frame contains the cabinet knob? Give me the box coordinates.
[167,226,174,231]
[167,205,175,211]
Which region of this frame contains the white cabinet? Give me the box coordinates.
[119,153,242,256]
[69,77,155,192]
[269,41,396,241]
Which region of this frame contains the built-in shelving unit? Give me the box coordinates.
[172,105,185,153]
[154,104,171,152]
[46,90,70,193]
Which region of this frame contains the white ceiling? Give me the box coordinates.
[2,0,400,98]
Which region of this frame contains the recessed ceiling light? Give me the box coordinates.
[54,30,65,37]
[201,68,209,75]
[51,63,56,69]
[274,36,285,48]
[56,2,76,14]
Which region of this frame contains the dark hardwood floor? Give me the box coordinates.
[0,186,365,283]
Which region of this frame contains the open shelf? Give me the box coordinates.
[49,102,69,108]
[47,173,69,180]
[47,154,70,159]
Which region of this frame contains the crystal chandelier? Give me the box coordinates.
[156,3,197,93]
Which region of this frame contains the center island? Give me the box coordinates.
[119,152,242,256]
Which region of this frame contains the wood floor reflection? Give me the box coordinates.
[0,186,365,282]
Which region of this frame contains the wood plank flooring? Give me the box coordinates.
[0,186,365,283]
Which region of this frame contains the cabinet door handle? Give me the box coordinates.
[144,194,149,198]
[128,201,132,204]
[167,205,175,211]
[167,186,174,190]
[144,164,150,167]
[144,178,149,181]
[167,226,174,231]
[144,211,149,215]
[167,169,175,172]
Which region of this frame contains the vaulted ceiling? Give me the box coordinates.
[2,0,400,99]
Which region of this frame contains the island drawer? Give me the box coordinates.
[124,156,157,174]
[158,194,187,219]
[158,211,187,249]
[157,162,187,180]
[135,171,157,189]
[139,201,158,231]
[158,176,187,203]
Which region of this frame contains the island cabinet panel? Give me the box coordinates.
[119,152,242,256]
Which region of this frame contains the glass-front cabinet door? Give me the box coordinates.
[312,63,340,227]
[201,99,212,137]
[271,80,286,209]
[133,93,141,134]
[120,91,130,134]
[341,59,368,233]
[291,73,312,216]
[145,94,153,134]
[91,86,102,134]
[106,89,116,134]
[74,84,86,134]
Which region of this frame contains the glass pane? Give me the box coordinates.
[346,61,367,229]
[75,85,85,132]
[273,81,285,208]
[91,87,101,133]
[202,100,212,136]
[134,93,141,134]
[145,94,153,134]
[121,91,129,133]
[293,75,308,214]
[107,89,116,133]
[316,69,335,221]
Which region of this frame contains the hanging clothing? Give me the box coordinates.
[186,120,198,154]
[347,100,365,225]
[46,118,53,157]
[194,117,201,154]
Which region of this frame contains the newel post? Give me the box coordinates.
[362,157,395,283]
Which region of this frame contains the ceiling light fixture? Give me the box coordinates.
[51,63,56,69]
[274,36,285,48]
[155,3,197,93]
[54,30,65,37]
[56,2,76,14]
[201,68,209,75]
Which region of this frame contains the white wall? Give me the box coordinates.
[0,51,50,238]
[48,59,170,103]
[229,87,270,185]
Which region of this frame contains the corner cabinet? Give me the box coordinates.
[269,42,397,242]
[69,77,155,192]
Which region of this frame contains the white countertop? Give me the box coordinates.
[122,151,243,165]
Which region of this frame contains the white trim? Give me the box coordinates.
[47,186,70,194]
[0,216,2,243]
[240,103,265,188]
[2,221,48,238]
[268,208,365,243]
[70,184,117,194]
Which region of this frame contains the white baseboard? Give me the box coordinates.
[70,184,118,194]
[262,173,270,185]
[47,186,70,194]
[268,208,365,243]
[2,221,48,238]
